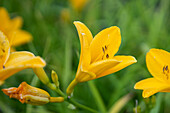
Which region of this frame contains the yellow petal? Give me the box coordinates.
[76,59,120,82]
[88,59,120,79]
[96,56,137,78]
[0,31,10,68]
[142,86,170,98]
[0,51,46,82]
[74,21,93,71]
[146,49,170,82]
[134,77,170,98]
[80,32,91,69]
[134,78,165,89]
[74,21,93,47]
[10,30,32,46]
[76,69,96,82]
[11,16,23,30]
[90,26,121,62]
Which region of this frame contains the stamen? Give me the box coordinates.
[165,66,168,71]
[2,48,5,52]
[163,65,169,79]
[3,65,5,69]
[102,56,104,60]
[102,47,105,53]
[106,54,109,58]
[105,45,107,50]
[102,45,109,60]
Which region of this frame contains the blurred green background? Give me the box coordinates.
[0,0,170,113]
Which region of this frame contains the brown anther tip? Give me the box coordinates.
[106,54,109,58]
[102,47,105,53]
[2,49,5,52]
[105,45,107,49]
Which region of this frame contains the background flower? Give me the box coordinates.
[134,49,170,98]
[0,7,32,48]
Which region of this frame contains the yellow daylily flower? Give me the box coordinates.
[2,82,64,105]
[0,7,32,48]
[69,0,89,12]
[134,49,170,98]
[0,31,45,85]
[66,21,137,95]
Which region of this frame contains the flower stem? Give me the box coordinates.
[34,67,97,113]
[66,79,78,96]
[67,98,98,113]
[50,85,97,113]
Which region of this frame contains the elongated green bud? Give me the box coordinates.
[51,70,59,87]
[33,68,56,90]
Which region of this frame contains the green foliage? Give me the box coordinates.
[0,0,170,113]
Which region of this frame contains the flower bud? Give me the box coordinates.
[49,97,64,103]
[33,68,50,85]
[51,70,59,87]
[2,82,64,105]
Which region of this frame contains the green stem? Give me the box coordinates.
[68,98,97,113]
[34,68,97,113]
[88,81,107,113]
[48,84,97,113]
[56,87,65,97]
[47,83,97,113]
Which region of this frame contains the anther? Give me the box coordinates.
[106,54,109,58]
[163,65,169,79]
[165,66,168,71]
[2,49,5,52]
[102,47,105,53]
[105,45,107,50]
[163,65,169,74]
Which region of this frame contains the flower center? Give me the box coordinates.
[102,45,109,60]
[163,65,169,80]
